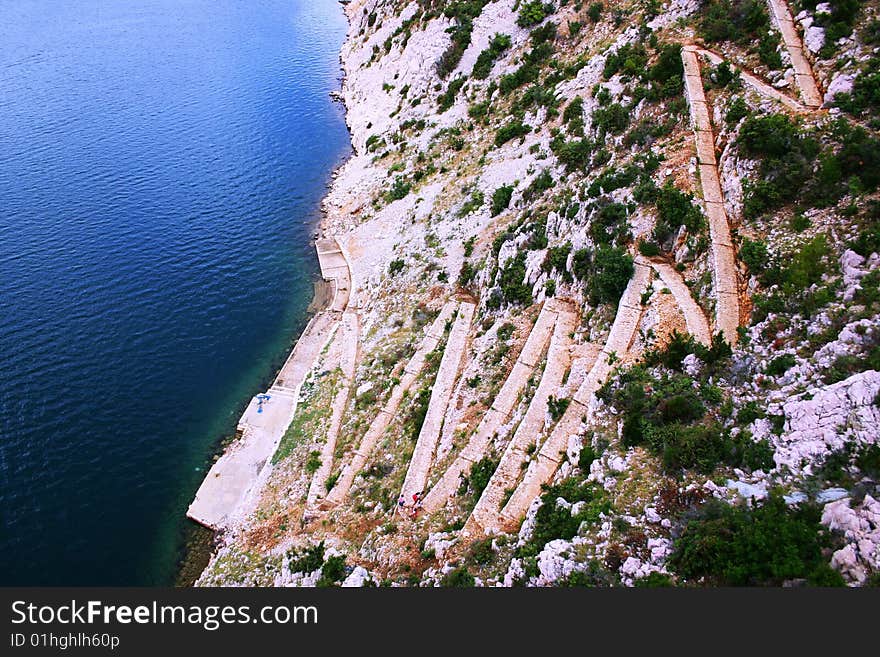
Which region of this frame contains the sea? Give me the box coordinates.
[0,0,351,585]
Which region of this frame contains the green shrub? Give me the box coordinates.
[638,240,661,257]
[458,260,477,286]
[305,450,322,474]
[317,554,347,587]
[389,258,405,275]
[495,121,530,146]
[468,538,495,565]
[593,102,630,134]
[803,0,863,56]
[386,176,412,202]
[437,76,466,112]
[547,396,570,421]
[835,57,880,118]
[571,247,592,281]
[497,322,515,341]
[578,443,597,471]
[587,246,634,305]
[472,33,512,79]
[699,0,772,44]
[669,493,842,586]
[441,567,475,587]
[739,237,768,277]
[587,2,603,22]
[497,252,533,305]
[653,183,704,244]
[725,96,749,125]
[491,184,514,216]
[766,353,796,376]
[516,480,610,559]
[648,44,684,98]
[603,42,648,79]
[563,96,585,135]
[551,136,593,171]
[517,1,553,28]
[288,542,325,574]
[436,1,493,78]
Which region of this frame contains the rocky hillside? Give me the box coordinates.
[197,0,880,587]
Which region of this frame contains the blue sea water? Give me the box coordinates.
[0,0,350,585]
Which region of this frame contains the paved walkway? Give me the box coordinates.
[765,0,823,108]
[682,46,742,344]
[649,259,712,346]
[466,309,579,533]
[693,46,810,113]
[420,299,570,514]
[188,237,352,530]
[492,259,652,531]
[305,311,360,511]
[322,301,458,507]
[400,302,475,502]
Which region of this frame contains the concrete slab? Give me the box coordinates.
[401,302,475,501]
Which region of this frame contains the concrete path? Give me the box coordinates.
[765,0,823,108]
[492,259,652,532]
[400,302,475,502]
[316,238,353,312]
[305,311,360,511]
[693,46,810,113]
[420,300,570,514]
[466,309,579,534]
[649,259,712,346]
[322,301,458,507]
[188,237,353,530]
[682,46,741,344]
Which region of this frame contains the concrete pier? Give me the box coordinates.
[187,236,352,530]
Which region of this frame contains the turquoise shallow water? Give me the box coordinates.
[0,0,350,585]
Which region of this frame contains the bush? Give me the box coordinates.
[386,176,412,202]
[491,184,514,216]
[766,353,796,376]
[648,44,684,98]
[669,493,842,586]
[466,457,498,498]
[587,2,603,22]
[436,1,493,78]
[389,258,405,275]
[739,237,768,277]
[835,58,880,118]
[437,76,466,112]
[458,260,476,286]
[516,480,610,559]
[547,396,570,421]
[517,1,553,28]
[497,252,533,305]
[725,96,749,125]
[305,450,321,474]
[653,183,703,244]
[563,96,585,135]
[441,567,475,587]
[472,33,512,79]
[638,240,661,257]
[699,0,771,44]
[495,121,530,146]
[593,102,630,134]
[317,554,347,587]
[603,43,648,79]
[588,246,634,305]
[289,542,325,574]
[737,114,822,218]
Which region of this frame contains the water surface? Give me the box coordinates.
[0,0,350,585]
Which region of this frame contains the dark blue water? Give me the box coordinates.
[0,0,350,585]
